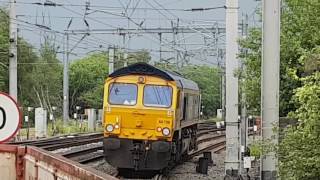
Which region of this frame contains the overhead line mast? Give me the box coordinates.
[261,0,280,179]
[9,0,17,100]
[63,33,69,123]
[225,0,240,177]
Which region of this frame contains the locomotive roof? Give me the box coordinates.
[108,63,199,91]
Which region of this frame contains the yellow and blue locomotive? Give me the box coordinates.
[103,63,200,171]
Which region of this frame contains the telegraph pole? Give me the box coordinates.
[225,0,240,177]
[261,0,280,179]
[9,0,18,100]
[108,46,115,75]
[63,33,69,123]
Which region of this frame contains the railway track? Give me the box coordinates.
[61,145,103,158]
[10,132,102,144]
[58,124,226,165]
[10,121,227,180]
[197,121,224,130]
[148,127,226,180]
[41,137,102,151]
[77,152,105,164]
[9,133,103,151]
[191,125,226,159]
[58,135,227,165]
[59,145,104,163]
[197,128,226,136]
[190,140,226,157]
[197,133,225,145]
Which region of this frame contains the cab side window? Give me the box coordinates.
[182,95,187,120]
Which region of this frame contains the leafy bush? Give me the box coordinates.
[47,119,103,136]
[279,72,320,179]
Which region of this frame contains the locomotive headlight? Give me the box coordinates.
[115,124,119,129]
[106,124,114,132]
[162,128,170,136]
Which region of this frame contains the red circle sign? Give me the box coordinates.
[0,92,22,143]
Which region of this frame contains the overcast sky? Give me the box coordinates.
[1,0,260,66]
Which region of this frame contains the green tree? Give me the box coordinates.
[17,39,39,107]
[69,53,108,109]
[127,50,151,64]
[0,8,9,91]
[69,50,151,110]
[238,1,320,178]
[279,72,320,179]
[238,28,262,114]
[239,0,320,116]
[31,39,62,111]
[0,8,55,110]
[180,65,221,117]
[153,63,222,118]
[302,47,320,75]
[114,50,151,70]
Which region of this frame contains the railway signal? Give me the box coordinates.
[0,92,22,143]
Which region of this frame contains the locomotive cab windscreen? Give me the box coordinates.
[143,85,172,107]
[109,83,138,106]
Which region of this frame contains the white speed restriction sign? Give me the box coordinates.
[0,92,22,143]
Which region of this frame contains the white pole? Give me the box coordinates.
[63,33,69,123]
[225,0,240,177]
[108,46,115,74]
[9,0,17,100]
[261,0,280,179]
[124,53,128,67]
[221,67,226,121]
[122,34,128,67]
